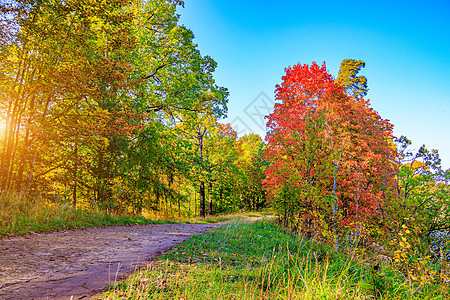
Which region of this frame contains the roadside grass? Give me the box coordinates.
[99,220,449,300]
[184,211,270,224]
[0,193,267,236]
[0,193,171,236]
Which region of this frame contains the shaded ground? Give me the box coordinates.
[0,222,230,300]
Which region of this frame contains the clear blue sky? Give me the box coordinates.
[177,0,450,169]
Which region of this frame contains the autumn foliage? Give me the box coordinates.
[263,61,450,284]
[264,62,396,245]
[0,0,264,219]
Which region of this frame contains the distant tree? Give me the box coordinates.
[337,59,368,98]
[204,123,239,215]
[237,134,267,210]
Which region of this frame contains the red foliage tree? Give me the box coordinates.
[264,62,396,246]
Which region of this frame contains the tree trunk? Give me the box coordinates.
[1,92,21,189]
[199,181,206,217]
[72,143,78,209]
[194,190,197,217]
[188,194,191,218]
[208,181,213,216]
[196,126,206,218]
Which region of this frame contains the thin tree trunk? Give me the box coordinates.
[196,126,207,217]
[6,93,30,191]
[194,190,197,217]
[199,181,206,217]
[355,178,360,247]
[2,86,22,189]
[188,193,191,218]
[332,151,342,250]
[208,181,213,216]
[72,143,78,209]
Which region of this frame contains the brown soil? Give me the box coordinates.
[0,222,228,300]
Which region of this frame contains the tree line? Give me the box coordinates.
[0,0,266,217]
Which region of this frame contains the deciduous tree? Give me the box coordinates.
[264,62,395,247]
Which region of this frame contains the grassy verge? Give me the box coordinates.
[98,220,448,300]
[0,193,268,236]
[184,211,270,224]
[0,193,173,236]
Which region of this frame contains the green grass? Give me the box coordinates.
[184,211,270,224]
[0,193,173,236]
[98,220,449,299]
[0,193,267,236]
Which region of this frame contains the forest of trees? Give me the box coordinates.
[0,0,266,218]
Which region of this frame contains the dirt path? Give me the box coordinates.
[0,222,230,300]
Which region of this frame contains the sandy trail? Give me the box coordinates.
[0,222,229,300]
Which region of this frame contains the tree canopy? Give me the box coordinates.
[0,0,267,218]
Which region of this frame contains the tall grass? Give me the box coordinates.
[0,193,169,236]
[99,220,449,299]
[0,193,266,236]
